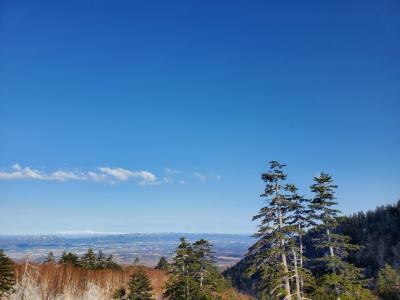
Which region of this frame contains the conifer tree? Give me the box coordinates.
[43,251,56,264]
[128,267,154,300]
[96,250,107,269]
[377,264,400,300]
[155,257,170,271]
[106,254,123,271]
[249,161,294,299]
[0,249,15,297]
[164,237,226,299]
[192,239,214,290]
[309,173,370,300]
[80,248,97,269]
[285,183,314,298]
[59,251,80,267]
[164,237,195,299]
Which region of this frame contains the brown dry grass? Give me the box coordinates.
[12,263,252,300]
[13,263,168,299]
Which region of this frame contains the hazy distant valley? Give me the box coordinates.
[0,233,253,267]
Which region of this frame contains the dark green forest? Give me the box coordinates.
[223,199,400,298]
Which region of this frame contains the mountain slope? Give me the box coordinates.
[223,200,400,295]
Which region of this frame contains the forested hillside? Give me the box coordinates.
[338,201,400,277]
[223,200,400,296]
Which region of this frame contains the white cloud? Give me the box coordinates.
[0,164,158,186]
[0,165,47,180]
[193,172,207,182]
[51,170,86,182]
[133,170,157,185]
[87,171,108,182]
[98,167,135,181]
[98,167,157,185]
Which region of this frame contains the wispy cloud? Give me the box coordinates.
[98,167,134,181]
[164,168,180,175]
[0,164,222,186]
[0,163,48,180]
[51,170,87,181]
[132,170,157,185]
[0,164,158,185]
[193,172,207,182]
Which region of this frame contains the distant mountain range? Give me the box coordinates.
[0,233,254,267]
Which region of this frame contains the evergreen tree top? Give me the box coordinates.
[261,161,287,183]
[128,267,153,300]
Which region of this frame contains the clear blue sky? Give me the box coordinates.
[0,0,399,234]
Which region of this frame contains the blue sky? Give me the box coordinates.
[0,0,399,234]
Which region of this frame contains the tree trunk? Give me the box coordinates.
[278,205,291,300]
[327,228,340,300]
[200,265,204,288]
[327,228,334,257]
[292,248,302,300]
[298,224,304,296]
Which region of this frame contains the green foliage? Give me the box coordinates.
[309,173,371,299]
[128,267,153,300]
[164,237,228,299]
[311,272,375,299]
[225,163,381,299]
[377,264,400,300]
[58,249,122,270]
[337,201,400,278]
[80,248,97,269]
[59,251,80,266]
[155,256,170,271]
[249,161,296,299]
[43,251,56,264]
[0,249,15,297]
[96,250,107,269]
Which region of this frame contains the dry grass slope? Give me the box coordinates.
[8,263,252,300]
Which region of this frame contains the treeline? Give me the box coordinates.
[43,248,122,270]
[337,201,400,278]
[301,200,400,280]
[223,161,400,299]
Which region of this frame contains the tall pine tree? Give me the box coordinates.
[249,161,295,299]
[284,184,313,299]
[192,239,214,290]
[164,237,197,299]
[164,237,226,299]
[309,172,371,300]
